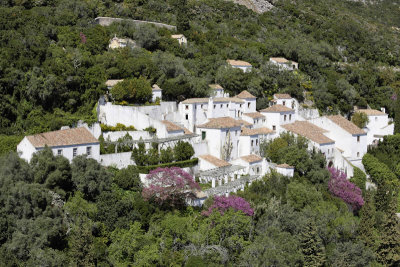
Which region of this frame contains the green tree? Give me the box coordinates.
[394,91,400,134]
[131,142,148,166]
[113,165,142,191]
[351,112,369,128]
[174,141,194,161]
[300,220,326,267]
[160,147,174,164]
[358,192,380,251]
[176,0,190,32]
[376,200,400,266]
[110,77,152,103]
[350,167,367,193]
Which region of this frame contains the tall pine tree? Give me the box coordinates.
[394,90,400,134]
[376,199,400,266]
[300,220,326,267]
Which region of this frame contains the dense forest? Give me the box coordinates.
[1,0,400,266]
[1,0,400,152]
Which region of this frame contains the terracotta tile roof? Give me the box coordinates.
[260,104,294,113]
[184,128,193,135]
[236,90,256,99]
[181,97,244,104]
[274,93,291,99]
[197,117,244,129]
[171,34,184,38]
[270,57,297,64]
[243,112,265,119]
[237,119,253,127]
[105,79,123,87]
[152,84,162,91]
[276,163,294,169]
[282,121,335,145]
[161,120,184,132]
[327,115,365,135]
[241,127,274,136]
[357,109,386,116]
[227,59,252,67]
[241,154,263,163]
[209,84,223,90]
[199,154,231,167]
[26,127,99,148]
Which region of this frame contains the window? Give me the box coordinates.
[273,125,276,131]
[248,102,250,108]
[86,146,91,156]
[201,104,203,108]
[292,101,295,109]
[357,136,360,142]
[257,167,260,174]
[284,115,287,121]
[220,104,223,108]
[256,139,258,145]
[289,114,292,120]
[57,149,62,155]
[202,131,206,140]
[251,140,254,146]
[214,105,216,109]
[240,104,242,108]
[357,152,360,157]
[185,105,189,110]
[375,117,377,121]
[235,131,238,136]
[226,104,228,108]
[73,148,77,157]
[283,101,286,106]
[263,119,265,123]
[185,114,189,120]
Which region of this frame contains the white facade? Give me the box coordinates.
[275,164,295,177]
[171,34,187,46]
[356,110,394,145]
[17,137,100,163]
[260,109,295,133]
[227,60,253,73]
[152,84,162,102]
[310,116,367,161]
[269,58,298,71]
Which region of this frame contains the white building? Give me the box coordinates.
[242,112,266,128]
[152,84,162,102]
[105,79,123,91]
[260,104,296,132]
[281,120,336,161]
[171,34,187,46]
[226,59,252,73]
[235,90,257,113]
[179,96,245,132]
[275,164,295,177]
[239,127,275,156]
[269,57,298,71]
[310,115,367,162]
[356,109,394,145]
[209,84,226,97]
[196,117,244,161]
[17,127,100,163]
[232,154,264,176]
[271,93,299,111]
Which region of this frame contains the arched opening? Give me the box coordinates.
[328,161,334,168]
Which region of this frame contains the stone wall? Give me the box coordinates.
[95,17,177,31]
[99,152,134,169]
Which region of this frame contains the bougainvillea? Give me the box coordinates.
[79,32,86,44]
[202,195,254,216]
[142,167,200,206]
[328,167,364,211]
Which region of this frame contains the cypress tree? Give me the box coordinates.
[300,220,326,267]
[376,199,400,266]
[358,192,379,251]
[176,0,190,32]
[394,91,400,134]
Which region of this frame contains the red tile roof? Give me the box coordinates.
[282,121,334,145]
[241,127,274,136]
[260,104,294,113]
[241,154,263,163]
[356,109,386,116]
[26,127,98,148]
[327,115,365,135]
[227,59,252,67]
[236,90,256,99]
[197,117,244,129]
[274,93,291,99]
[161,120,184,132]
[199,154,231,167]
[243,112,265,119]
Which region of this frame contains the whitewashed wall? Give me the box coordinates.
[192,142,208,157]
[99,152,134,169]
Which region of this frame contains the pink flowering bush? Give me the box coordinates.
[142,167,200,206]
[328,167,364,211]
[202,195,254,216]
[80,32,86,44]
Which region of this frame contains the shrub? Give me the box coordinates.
[174,141,194,161]
[328,167,364,211]
[100,123,136,132]
[110,77,152,104]
[135,158,198,174]
[350,167,367,193]
[351,112,369,128]
[202,195,254,216]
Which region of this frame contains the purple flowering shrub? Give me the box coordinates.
[80,32,86,44]
[328,167,364,211]
[202,195,254,216]
[142,167,200,206]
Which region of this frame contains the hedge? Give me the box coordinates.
[362,153,397,186]
[136,158,198,174]
[0,135,24,156]
[350,166,367,193]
